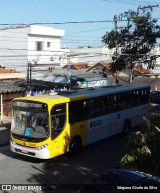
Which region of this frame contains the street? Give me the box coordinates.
[0,1,159,192]
[0,133,128,193]
[0,104,159,193]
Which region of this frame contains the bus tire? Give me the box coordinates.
[69,136,82,155]
[123,120,131,135]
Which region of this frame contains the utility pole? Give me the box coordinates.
[0,94,3,126]
[66,56,72,90]
[138,4,159,12]
[126,13,134,83]
[113,15,118,81]
[114,15,118,57]
[27,62,32,87]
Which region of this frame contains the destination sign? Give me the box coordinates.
[12,100,48,110]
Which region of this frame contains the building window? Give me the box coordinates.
[36,41,43,51]
[47,42,51,48]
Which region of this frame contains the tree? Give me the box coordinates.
[120,113,160,177]
[102,5,160,82]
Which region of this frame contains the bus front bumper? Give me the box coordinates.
[10,141,50,159]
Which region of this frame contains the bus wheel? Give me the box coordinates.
[69,136,82,155]
[123,120,131,135]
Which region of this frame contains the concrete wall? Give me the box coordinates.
[2,91,26,118]
[0,73,26,79]
[0,25,65,72]
[69,47,113,65]
[0,26,29,71]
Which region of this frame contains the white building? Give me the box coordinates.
[0,25,64,72]
[56,47,113,68]
[150,45,160,73]
[69,47,113,66]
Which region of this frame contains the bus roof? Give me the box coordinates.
[13,83,150,103]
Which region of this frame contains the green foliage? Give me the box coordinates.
[120,154,136,169]
[102,30,121,49]
[102,6,160,73]
[149,113,160,128]
[120,113,160,176]
[110,57,126,73]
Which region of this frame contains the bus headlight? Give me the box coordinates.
[10,140,16,145]
[36,144,48,150]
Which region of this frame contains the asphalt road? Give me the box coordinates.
[0,133,128,193]
[0,104,159,193]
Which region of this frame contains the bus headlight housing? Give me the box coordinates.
[10,139,16,145]
[36,144,48,150]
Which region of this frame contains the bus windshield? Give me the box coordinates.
[11,109,49,141]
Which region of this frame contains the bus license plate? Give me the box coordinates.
[21,149,28,154]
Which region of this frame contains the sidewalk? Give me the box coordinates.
[0,116,11,146]
[1,116,11,128]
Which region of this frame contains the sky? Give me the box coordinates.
[0,0,160,48]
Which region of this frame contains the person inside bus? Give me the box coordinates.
[52,116,58,131]
[51,116,61,138]
[31,116,37,129]
[29,114,48,137]
[21,114,26,133]
[116,78,119,84]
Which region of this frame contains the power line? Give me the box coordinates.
[102,0,159,6]
[0,20,113,27]
[66,27,109,35]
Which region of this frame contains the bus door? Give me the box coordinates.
[69,100,88,147]
[50,103,68,157]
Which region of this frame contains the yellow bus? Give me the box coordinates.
[10,83,150,159]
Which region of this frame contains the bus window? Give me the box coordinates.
[117,93,128,110]
[135,90,143,105]
[51,104,66,139]
[144,89,150,103]
[95,98,101,116]
[113,95,119,111]
[127,91,136,108]
[86,99,96,119]
[11,110,49,139]
[140,89,149,104]
[69,100,87,123]
[106,95,114,113]
[99,97,106,115]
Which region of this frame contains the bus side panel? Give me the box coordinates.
[69,121,88,147]
[87,104,149,145]
[49,122,88,158]
[87,113,124,144]
[123,104,148,128]
[48,124,70,158]
[87,115,113,144]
